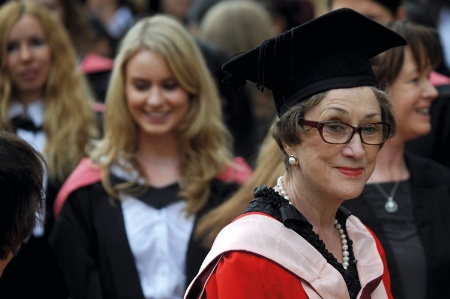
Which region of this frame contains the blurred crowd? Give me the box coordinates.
[0,0,449,299]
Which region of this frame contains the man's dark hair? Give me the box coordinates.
[0,131,46,259]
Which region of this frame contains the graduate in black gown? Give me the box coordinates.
[0,2,100,298]
[49,14,251,299]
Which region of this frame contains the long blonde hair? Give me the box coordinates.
[90,15,235,216]
[0,1,99,180]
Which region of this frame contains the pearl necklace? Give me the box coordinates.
[276,176,350,269]
[276,176,291,204]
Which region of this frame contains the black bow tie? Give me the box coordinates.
[10,115,43,133]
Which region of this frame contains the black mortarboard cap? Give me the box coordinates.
[221,8,407,116]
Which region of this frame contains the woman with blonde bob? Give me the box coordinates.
[0,1,99,297]
[50,14,251,299]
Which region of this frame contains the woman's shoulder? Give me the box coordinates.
[53,158,102,218]
[210,213,290,256]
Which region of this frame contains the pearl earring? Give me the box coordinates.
[288,155,298,166]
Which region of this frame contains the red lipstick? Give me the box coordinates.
[338,167,363,177]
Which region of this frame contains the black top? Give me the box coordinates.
[364,180,427,299]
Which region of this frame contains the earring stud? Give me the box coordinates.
[288,155,298,166]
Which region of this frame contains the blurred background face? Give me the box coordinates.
[7,15,52,102]
[86,0,117,11]
[389,46,438,141]
[125,49,190,139]
[32,0,65,23]
[160,0,193,22]
[330,0,394,24]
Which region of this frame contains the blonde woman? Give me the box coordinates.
[0,1,99,297]
[50,15,251,299]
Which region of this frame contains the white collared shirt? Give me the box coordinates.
[112,164,195,299]
[8,100,46,154]
[8,100,47,237]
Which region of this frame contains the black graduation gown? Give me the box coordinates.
[49,179,240,299]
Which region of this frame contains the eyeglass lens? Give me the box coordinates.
[321,122,388,145]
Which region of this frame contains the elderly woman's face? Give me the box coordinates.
[292,86,382,201]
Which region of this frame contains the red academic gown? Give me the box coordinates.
[185,212,393,299]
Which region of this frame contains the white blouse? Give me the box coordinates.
[8,100,47,237]
[112,164,195,299]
